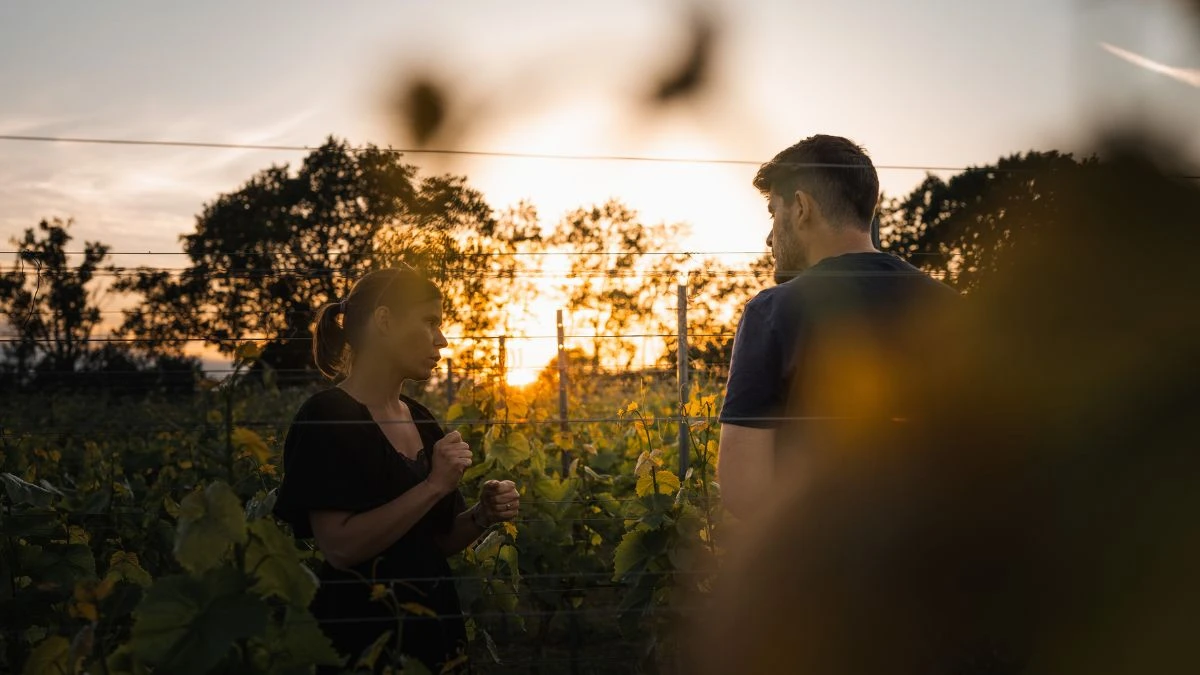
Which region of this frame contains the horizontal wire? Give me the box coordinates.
[0,414,854,434]
[0,133,1078,174]
[2,509,700,526]
[0,266,955,277]
[316,604,707,625]
[0,333,735,343]
[0,250,773,258]
[0,251,949,262]
[0,365,729,375]
[0,268,776,279]
[315,569,714,586]
[477,658,644,667]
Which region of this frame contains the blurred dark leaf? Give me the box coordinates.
[652,10,716,103]
[401,79,447,146]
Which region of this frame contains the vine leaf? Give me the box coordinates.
[636,470,681,498]
[265,607,344,670]
[1,472,61,508]
[613,529,650,582]
[22,636,70,675]
[245,519,318,607]
[174,482,246,574]
[487,432,531,470]
[107,551,153,588]
[130,567,269,675]
[232,427,272,465]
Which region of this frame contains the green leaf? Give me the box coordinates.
[232,427,272,464]
[462,456,496,484]
[356,630,394,670]
[23,635,70,675]
[131,567,270,675]
[245,519,318,606]
[486,579,520,613]
[474,531,502,561]
[162,496,180,519]
[613,529,649,582]
[487,433,532,470]
[174,482,247,574]
[1,473,61,508]
[633,452,654,478]
[636,470,681,498]
[26,543,96,591]
[613,528,670,582]
[480,627,502,664]
[106,551,153,588]
[508,431,531,453]
[265,607,343,670]
[533,478,573,504]
[498,545,521,585]
[245,489,278,522]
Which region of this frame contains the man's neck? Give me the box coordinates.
[806,229,879,268]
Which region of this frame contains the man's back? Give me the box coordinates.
[721,251,959,445]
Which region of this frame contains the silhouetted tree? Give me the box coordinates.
[881,151,1092,292]
[114,137,531,383]
[75,345,202,397]
[0,219,108,381]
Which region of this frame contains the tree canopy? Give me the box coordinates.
[881,151,1092,292]
[114,137,537,381]
[0,219,108,377]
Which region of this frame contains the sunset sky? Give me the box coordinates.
[2,0,1198,377]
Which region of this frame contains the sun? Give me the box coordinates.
[502,333,557,388]
[497,284,565,388]
[505,367,540,388]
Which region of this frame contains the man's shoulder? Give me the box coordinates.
[745,283,790,311]
[744,282,806,328]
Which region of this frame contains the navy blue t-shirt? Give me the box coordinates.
[720,252,959,431]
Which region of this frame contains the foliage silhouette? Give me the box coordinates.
[880,151,1092,292]
[114,138,537,383]
[0,219,108,378]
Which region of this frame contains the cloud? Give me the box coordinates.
[1100,42,1200,88]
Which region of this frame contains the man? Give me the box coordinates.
[717,135,958,517]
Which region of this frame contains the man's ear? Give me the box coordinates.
[793,189,818,228]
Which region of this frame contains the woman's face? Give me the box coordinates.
[375,298,448,381]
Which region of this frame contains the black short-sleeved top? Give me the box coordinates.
[720,252,960,435]
[273,388,468,674]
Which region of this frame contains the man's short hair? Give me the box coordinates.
[753,135,880,230]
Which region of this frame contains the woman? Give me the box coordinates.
[273,267,520,674]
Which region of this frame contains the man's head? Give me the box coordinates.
[754,135,880,282]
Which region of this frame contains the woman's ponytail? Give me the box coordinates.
[312,301,347,380]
